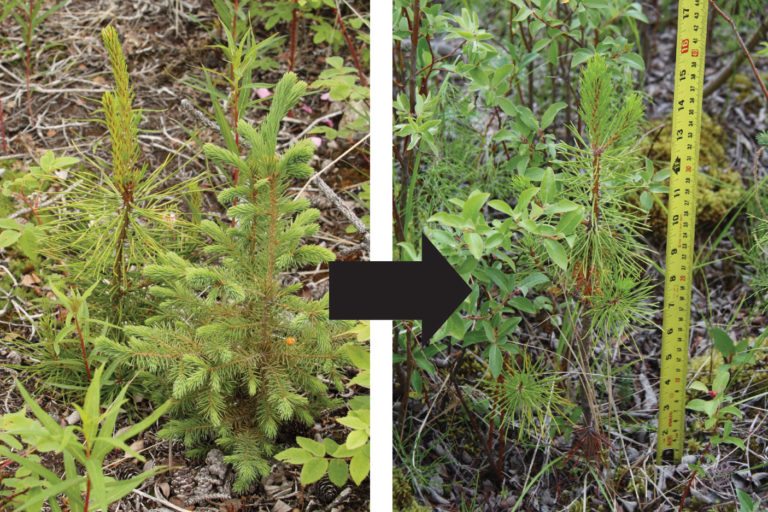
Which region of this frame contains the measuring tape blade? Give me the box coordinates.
[657,0,709,464]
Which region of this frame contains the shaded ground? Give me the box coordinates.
[0,0,370,510]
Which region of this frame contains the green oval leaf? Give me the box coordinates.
[465,232,483,260]
[327,458,349,487]
[349,451,369,485]
[275,447,314,465]
[543,238,567,270]
[296,436,325,457]
[0,230,21,248]
[300,457,328,485]
[346,429,369,450]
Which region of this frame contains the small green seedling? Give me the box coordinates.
[686,328,756,476]
[0,151,79,263]
[0,365,170,511]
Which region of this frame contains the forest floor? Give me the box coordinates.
[0,1,369,510]
[393,8,768,512]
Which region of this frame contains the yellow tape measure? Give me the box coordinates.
[657,0,709,464]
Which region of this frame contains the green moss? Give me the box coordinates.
[639,113,744,237]
[730,72,768,106]
[393,468,431,512]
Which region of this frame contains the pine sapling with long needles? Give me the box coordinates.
[554,55,654,460]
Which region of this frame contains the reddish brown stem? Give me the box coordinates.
[496,403,506,481]
[679,432,715,511]
[230,0,240,186]
[83,476,91,512]
[25,0,34,120]
[289,3,298,72]
[708,0,768,105]
[488,396,495,454]
[17,190,41,225]
[335,7,367,87]
[0,98,7,152]
[73,315,92,382]
[0,488,30,509]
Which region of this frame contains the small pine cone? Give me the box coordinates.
[314,476,338,505]
[112,461,141,481]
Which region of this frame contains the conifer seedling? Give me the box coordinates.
[43,25,197,328]
[99,73,353,492]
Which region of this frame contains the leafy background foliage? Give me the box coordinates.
[393,0,768,510]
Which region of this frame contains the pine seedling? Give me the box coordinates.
[99,73,354,492]
[555,55,654,327]
[42,26,197,328]
[553,55,654,453]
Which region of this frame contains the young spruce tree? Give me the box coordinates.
[99,73,352,491]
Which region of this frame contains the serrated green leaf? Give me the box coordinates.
[509,296,535,314]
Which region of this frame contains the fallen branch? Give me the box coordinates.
[704,3,768,104]
[297,133,370,241]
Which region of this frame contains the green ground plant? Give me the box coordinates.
[0,365,170,511]
[402,56,653,483]
[98,73,355,492]
[0,150,79,266]
[276,339,371,487]
[249,0,369,79]
[12,0,68,117]
[393,0,647,247]
[682,327,766,508]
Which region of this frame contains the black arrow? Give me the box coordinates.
[329,233,470,342]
